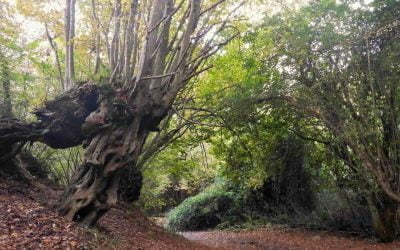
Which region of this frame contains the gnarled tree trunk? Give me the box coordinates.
[58,119,148,226]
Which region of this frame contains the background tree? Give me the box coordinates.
[0,0,20,118]
[250,0,400,241]
[65,0,76,90]
[0,51,11,118]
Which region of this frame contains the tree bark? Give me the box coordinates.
[57,79,168,225]
[58,119,147,226]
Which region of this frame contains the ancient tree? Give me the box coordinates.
[0,0,240,226]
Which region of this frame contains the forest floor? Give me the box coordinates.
[181,228,400,249]
[0,179,201,249]
[1,179,400,249]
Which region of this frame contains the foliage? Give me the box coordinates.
[165,136,319,232]
[139,132,219,214]
[166,180,242,231]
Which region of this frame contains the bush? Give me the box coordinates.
[166,182,242,231]
[166,180,374,234]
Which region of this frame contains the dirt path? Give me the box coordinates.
[182,228,400,249]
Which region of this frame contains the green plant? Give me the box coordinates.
[166,181,241,231]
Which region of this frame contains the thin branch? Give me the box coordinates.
[45,23,64,91]
[172,107,223,127]
[199,0,227,17]
[141,72,176,80]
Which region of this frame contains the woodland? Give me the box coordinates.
[1,0,400,248]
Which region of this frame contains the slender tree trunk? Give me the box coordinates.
[2,72,11,118]
[65,0,76,91]
[94,32,101,75]
[45,23,64,91]
[0,51,11,118]
[110,0,121,74]
[90,0,103,76]
[69,0,76,86]
[138,0,165,78]
[150,0,173,89]
[123,0,139,86]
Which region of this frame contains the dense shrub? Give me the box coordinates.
[166,182,243,231]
